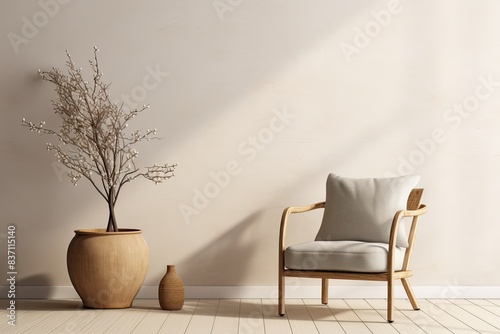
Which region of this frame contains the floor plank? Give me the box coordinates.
[2,298,499,333]
[49,309,103,334]
[211,299,240,334]
[157,299,198,334]
[76,309,128,334]
[130,311,168,334]
[238,299,265,334]
[337,321,373,334]
[327,299,361,322]
[19,309,78,334]
[184,299,219,334]
[314,320,346,334]
[390,310,428,334]
[353,308,386,323]
[365,298,388,310]
[395,301,453,334]
[261,298,293,334]
[102,309,148,334]
[303,298,336,321]
[303,299,345,334]
[419,299,479,334]
[284,299,319,334]
[0,309,51,333]
[344,299,399,334]
[363,322,400,334]
[469,299,500,317]
[435,299,500,333]
[489,300,500,307]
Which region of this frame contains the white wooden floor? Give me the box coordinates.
[1,298,500,334]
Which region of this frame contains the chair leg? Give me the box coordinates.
[321,278,329,305]
[402,278,420,310]
[387,279,394,323]
[278,274,285,316]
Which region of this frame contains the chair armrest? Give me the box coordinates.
[388,203,427,272]
[279,202,325,269]
[390,204,427,244]
[402,204,427,217]
[285,202,326,214]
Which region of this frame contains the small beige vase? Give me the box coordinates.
[158,265,184,310]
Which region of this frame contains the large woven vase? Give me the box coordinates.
[67,229,149,309]
[158,265,184,310]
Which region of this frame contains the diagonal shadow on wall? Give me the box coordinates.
[173,211,265,286]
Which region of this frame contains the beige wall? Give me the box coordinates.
[1,0,500,297]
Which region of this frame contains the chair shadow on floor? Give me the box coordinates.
[135,298,396,323]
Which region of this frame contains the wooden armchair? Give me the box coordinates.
[278,174,427,322]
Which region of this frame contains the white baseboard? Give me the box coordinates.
[2,285,500,299]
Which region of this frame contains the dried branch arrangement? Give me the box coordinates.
[22,47,177,232]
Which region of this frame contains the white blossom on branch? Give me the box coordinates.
[22,47,177,232]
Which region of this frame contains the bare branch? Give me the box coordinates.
[23,48,177,231]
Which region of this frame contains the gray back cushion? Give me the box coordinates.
[315,174,420,248]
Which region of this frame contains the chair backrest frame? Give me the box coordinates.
[402,188,424,270]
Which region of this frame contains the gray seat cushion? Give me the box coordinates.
[285,240,405,273]
[315,174,420,248]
